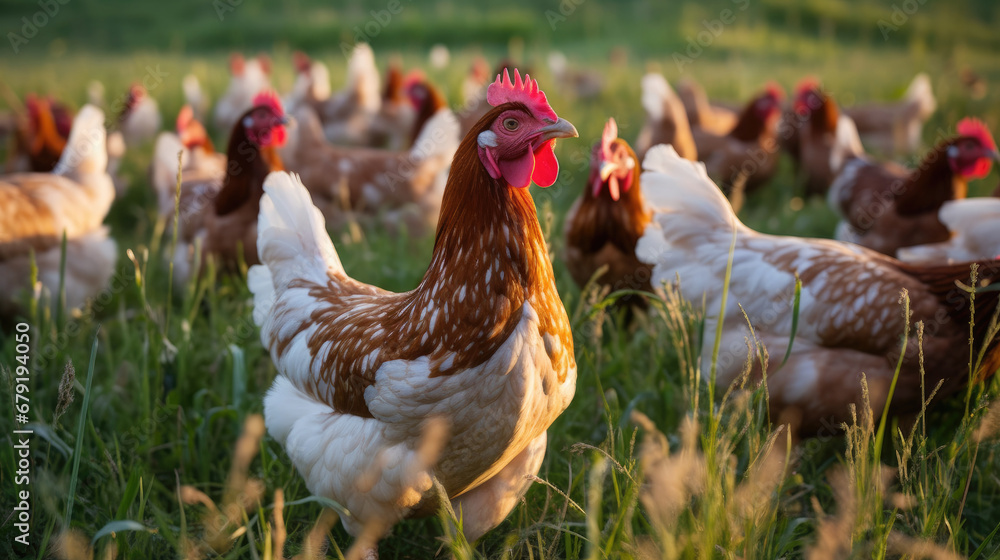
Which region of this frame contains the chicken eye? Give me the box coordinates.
[503,118,519,131]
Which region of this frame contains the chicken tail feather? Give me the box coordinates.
[251,171,343,316]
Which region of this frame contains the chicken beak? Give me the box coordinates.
[599,160,618,182]
[534,118,579,142]
[991,149,1000,162]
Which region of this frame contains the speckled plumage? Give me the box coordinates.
[637,145,1000,434]
[252,98,577,548]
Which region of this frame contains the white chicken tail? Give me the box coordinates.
[829,115,865,174]
[151,132,186,214]
[250,172,343,323]
[905,73,936,120]
[347,43,381,113]
[640,144,742,231]
[640,72,673,122]
[54,105,108,180]
[409,109,460,163]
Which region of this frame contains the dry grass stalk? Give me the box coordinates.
[53,359,76,427]
[634,411,706,531]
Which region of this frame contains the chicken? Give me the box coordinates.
[280,101,459,237]
[461,56,490,108]
[367,63,417,151]
[403,72,449,148]
[117,84,162,147]
[896,195,1000,264]
[150,105,226,216]
[565,118,652,307]
[634,72,697,161]
[183,74,210,121]
[547,51,604,100]
[320,43,382,146]
[843,73,937,156]
[692,84,785,194]
[0,105,117,317]
[678,77,738,136]
[284,51,332,117]
[251,69,578,553]
[635,145,1000,434]
[6,95,72,173]
[829,118,998,256]
[213,53,272,134]
[162,92,287,287]
[790,80,865,197]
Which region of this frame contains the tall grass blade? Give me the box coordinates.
[64,327,101,525]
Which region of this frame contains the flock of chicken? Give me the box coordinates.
[3,43,999,553]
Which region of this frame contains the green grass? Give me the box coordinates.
[2,3,1000,558]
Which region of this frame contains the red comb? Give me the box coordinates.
[795,77,821,97]
[252,90,284,116]
[176,105,194,134]
[601,117,618,161]
[764,82,786,101]
[403,69,425,91]
[957,117,996,151]
[487,68,557,121]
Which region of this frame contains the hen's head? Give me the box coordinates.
[475,68,578,189]
[126,84,146,109]
[230,53,245,76]
[404,70,427,108]
[241,91,288,148]
[948,118,999,180]
[469,56,490,85]
[177,105,212,150]
[589,118,637,201]
[753,82,785,122]
[292,51,311,75]
[793,77,823,115]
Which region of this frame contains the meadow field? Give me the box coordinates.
[2,0,1000,558]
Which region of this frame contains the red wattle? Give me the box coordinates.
[531,140,560,187]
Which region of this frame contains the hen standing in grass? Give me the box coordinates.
[6,95,73,173]
[636,145,1000,434]
[117,84,161,147]
[213,53,272,134]
[0,105,117,317]
[319,43,383,146]
[678,77,738,136]
[692,84,785,194]
[160,92,288,287]
[829,118,998,257]
[565,118,652,304]
[788,79,865,197]
[151,105,226,217]
[843,73,937,157]
[252,69,578,554]
[634,73,697,161]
